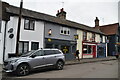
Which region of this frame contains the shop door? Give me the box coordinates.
[93,46,96,58]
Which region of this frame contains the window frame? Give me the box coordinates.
[92,33,95,42]
[60,27,70,35]
[83,31,87,41]
[19,41,29,54]
[83,45,92,54]
[31,42,39,50]
[100,35,103,43]
[24,18,35,30]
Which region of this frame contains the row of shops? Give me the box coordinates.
[45,38,107,60]
[1,2,118,64]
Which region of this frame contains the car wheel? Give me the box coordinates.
[16,64,30,76]
[56,61,64,70]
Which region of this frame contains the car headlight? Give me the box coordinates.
[10,59,18,63]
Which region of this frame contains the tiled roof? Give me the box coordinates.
[5,3,104,34]
[100,23,119,35]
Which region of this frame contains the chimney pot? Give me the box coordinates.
[60,8,64,12]
[95,17,99,29]
[56,8,66,19]
[57,10,59,13]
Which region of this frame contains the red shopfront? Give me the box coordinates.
[82,42,97,58]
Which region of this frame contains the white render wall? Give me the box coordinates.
[0,21,6,64]
[3,16,44,61]
[77,30,83,58]
[20,18,44,50]
[5,16,18,60]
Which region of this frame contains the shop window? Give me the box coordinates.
[24,18,35,30]
[54,45,59,49]
[31,42,39,50]
[118,46,120,53]
[19,41,29,54]
[116,36,119,42]
[60,27,70,35]
[45,44,53,48]
[83,31,87,41]
[98,47,104,56]
[83,45,92,54]
[61,46,69,54]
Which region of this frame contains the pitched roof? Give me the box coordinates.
[100,23,119,35]
[4,3,104,34]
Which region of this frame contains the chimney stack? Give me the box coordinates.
[56,8,66,19]
[95,17,99,29]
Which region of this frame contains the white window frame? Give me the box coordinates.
[60,26,70,35]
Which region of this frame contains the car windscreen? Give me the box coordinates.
[20,50,36,57]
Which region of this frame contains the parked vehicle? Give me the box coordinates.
[3,49,65,76]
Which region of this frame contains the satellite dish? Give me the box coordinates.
[8,28,13,33]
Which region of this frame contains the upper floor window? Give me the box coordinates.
[60,27,70,35]
[92,33,95,42]
[100,35,103,43]
[24,18,35,30]
[83,31,87,41]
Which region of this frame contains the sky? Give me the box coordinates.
[1,0,119,27]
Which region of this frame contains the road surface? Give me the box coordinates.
[3,60,118,78]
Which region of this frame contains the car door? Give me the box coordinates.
[43,50,58,66]
[29,50,45,69]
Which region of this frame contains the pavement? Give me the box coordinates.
[65,56,117,65]
[0,56,117,74]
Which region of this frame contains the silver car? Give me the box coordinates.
[3,49,65,76]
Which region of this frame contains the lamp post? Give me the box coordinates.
[15,0,23,56]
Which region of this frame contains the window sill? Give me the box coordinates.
[60,33,70,36]
[83,54,93,55]
[24,29,35,31]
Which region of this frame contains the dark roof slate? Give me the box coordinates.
[6,4,104,34]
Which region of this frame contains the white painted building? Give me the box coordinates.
[0,2,44,64]
[4,16,44,60]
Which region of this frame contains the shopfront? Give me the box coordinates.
[97,43,106,58]
[82,42,97,58]
[45,38,77,60]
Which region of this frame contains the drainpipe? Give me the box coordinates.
[3,21,8,62]
[15,0,23,56]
